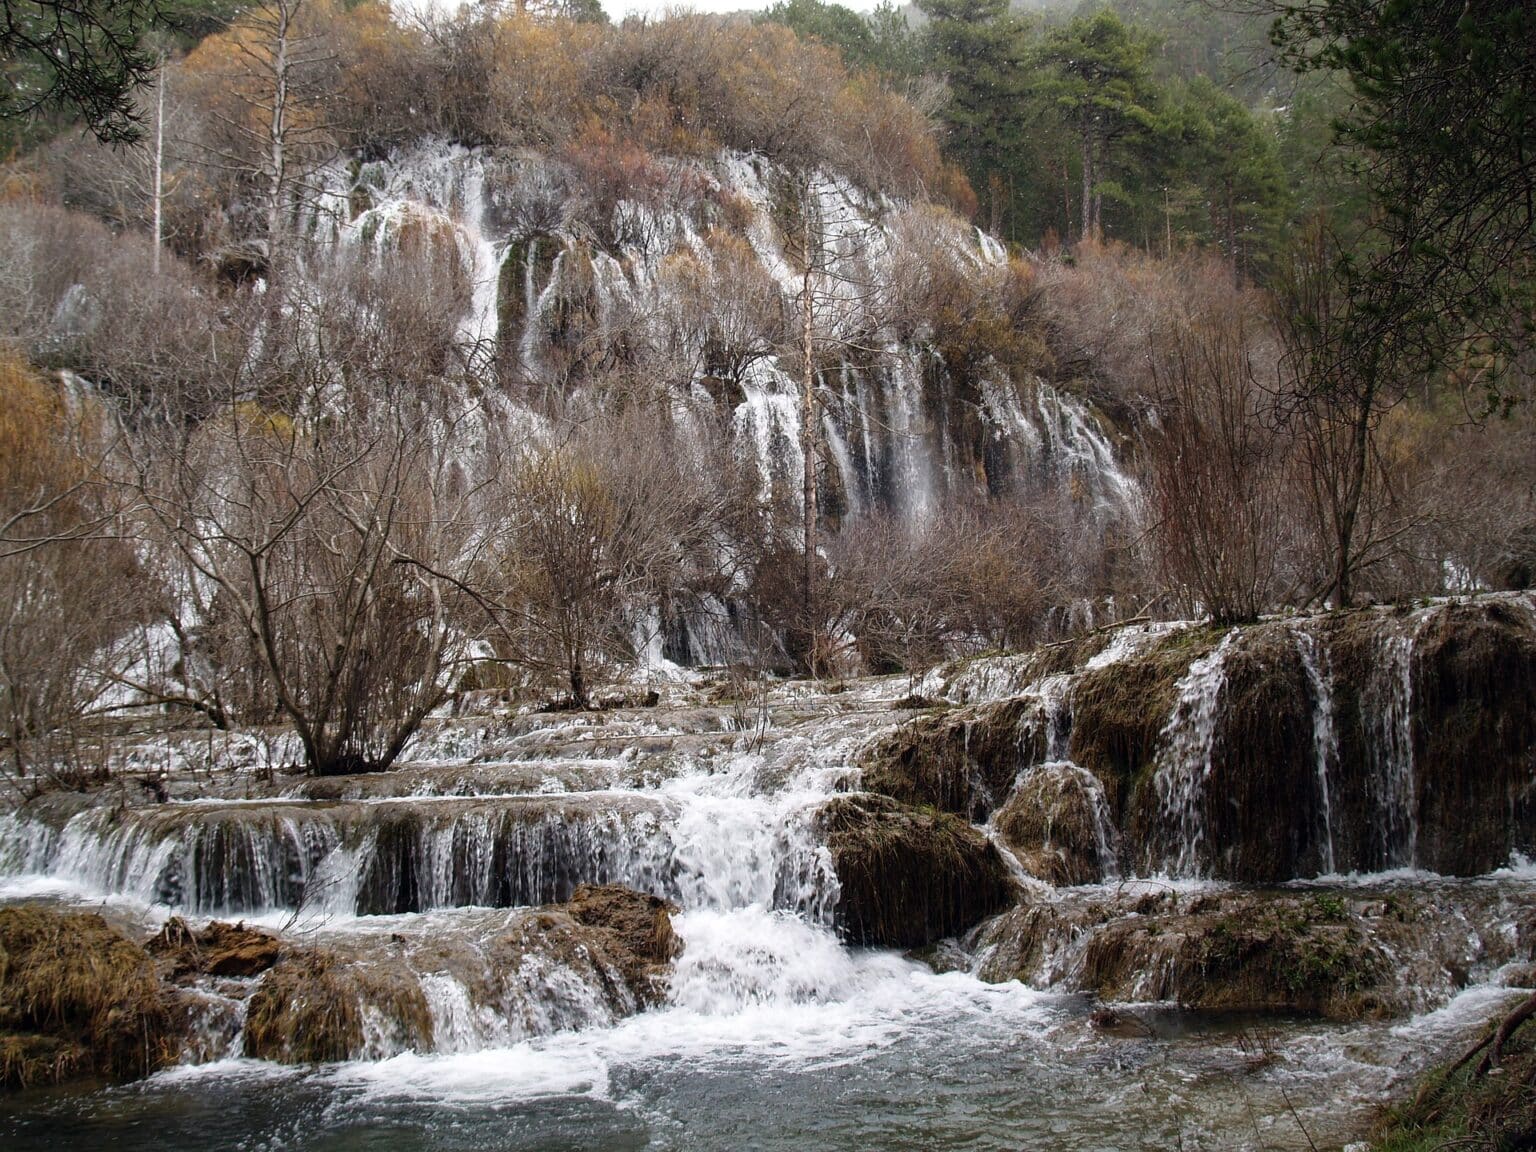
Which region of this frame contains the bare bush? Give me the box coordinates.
[478,407,718,707]
[129,248,490,775]
[1144,263,1299,622]
[0,354,140,787]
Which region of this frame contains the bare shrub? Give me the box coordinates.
[478,406,718,707]
[1144,263,1299,622]
[0,353,140,787]
[130,248,489,775]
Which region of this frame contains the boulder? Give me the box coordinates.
[819,794,1014,948]
[565,883,681,1004]
[856,698,1033,821]
[243,950,432,1064]
[994,761,1111,886]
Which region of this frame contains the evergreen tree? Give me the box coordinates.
[1,0,240,144]
[1161,77,1288,277]
[1029,10,1162,242]
[918,0,1031,233]
[759,0,877,70]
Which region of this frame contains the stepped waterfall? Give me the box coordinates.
[5,595,1536,1149]
[3,138,1536,1150]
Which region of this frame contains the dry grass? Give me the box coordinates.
[243,951,431,1064]
[0,907,178,1088]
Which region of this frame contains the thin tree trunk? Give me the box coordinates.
[1331,356,1378,608]
[152,55,165,278]
[801,249,817,677]
[266,0,292,280]
[1080,133,1093,242]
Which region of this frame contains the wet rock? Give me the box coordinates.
[1200,625,1321,881]
[148,918,282,980]
[973,884,1535,1022]
[0,907,181,1088]
[819,794,1014,948]
[856,697,1033,821]
[565,884,680,1003]
[243,950,433,1064]
[995,762,1111,886]
[1409,599,1536,875]
[1069,629,1218,827]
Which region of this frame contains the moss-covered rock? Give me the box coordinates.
[1068,629,1217,826]
[819,794,1014,948]
[565,883,681,1006]
[243,950,433,1064]
[1410,599,1536,875]
[0,907,181,1088]
[856,697,1033,822]
[994,762,1111,886]
[972,884,1526,1022]
[1201,624,1324,881]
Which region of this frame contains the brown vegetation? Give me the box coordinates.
[148,918,283,980]
[244,949,433,1063]
[0,907,179,1088]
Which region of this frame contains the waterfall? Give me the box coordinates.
[1292,626,1339,875]
[1014,673,1073,762]
[1365,625,1419,869]
[285,142,1149,589]
[1148,629,1239,878]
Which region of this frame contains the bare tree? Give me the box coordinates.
[1146,264,1297,622]
[0,355,139,788]
[178,0,339,279]
[128,250,490,775]
[1271,222,1419,608]
[477,407,715,708]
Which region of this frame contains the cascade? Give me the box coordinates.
[4,604,1536,1150]
[1292,626,1339,875]
[308,144,1144,550]
[1147,629,1239,878]
[1365,623,1420,869]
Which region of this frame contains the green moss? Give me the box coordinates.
[1370,1026,1536,1150]
[857,697,1032,822]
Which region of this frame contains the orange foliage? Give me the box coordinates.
[0,350,97,515]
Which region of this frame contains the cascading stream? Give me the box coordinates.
[1148,629,1239,878]
[1292,626,1339,875]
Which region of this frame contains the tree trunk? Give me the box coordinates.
[152,56,165,278]
[1080,133,1094,242]
[1329,353,1379,608]
[801,254,818,677]
[266,0,292,281]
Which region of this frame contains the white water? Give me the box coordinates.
[1149,630,1239,878]
[1292,626,1339,875]
[1363,622,1420,869]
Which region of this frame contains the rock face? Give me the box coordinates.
[971,883,1533,1021]
[856,699,1033,822]
[0,907,180,1088]
[897,595,1536,883]
[818,794,1014,948]
[241,885,682,1065]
